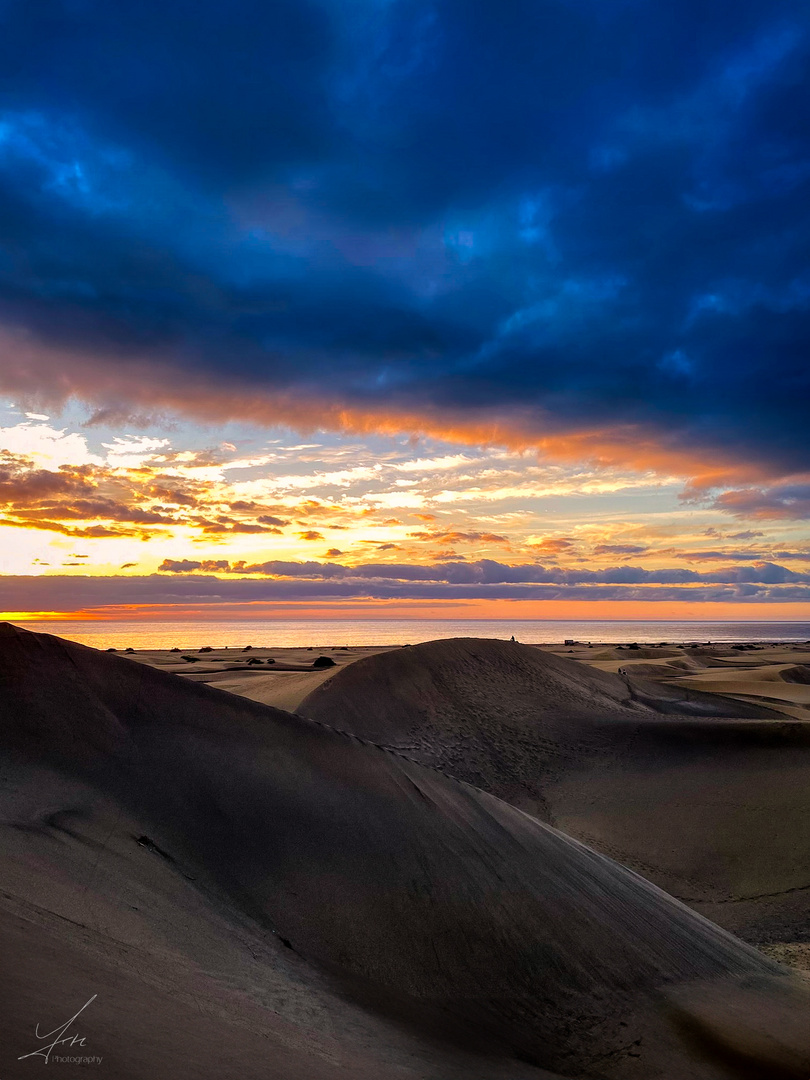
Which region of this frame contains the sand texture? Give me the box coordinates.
[302,638,810,946]
[2,626,810,1078]
[123,643,396,712]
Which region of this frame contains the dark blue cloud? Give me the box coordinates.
[0,0,808,472]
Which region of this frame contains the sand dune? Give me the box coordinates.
[582,645,810,720]
[3,624,810,1078]
[668,664,810,708]
[779,665,810,684]
[302,637,810,947]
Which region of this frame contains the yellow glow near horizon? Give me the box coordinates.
[0,611,52,621]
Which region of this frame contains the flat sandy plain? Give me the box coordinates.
[3,626,810,1080]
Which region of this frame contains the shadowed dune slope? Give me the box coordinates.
[2,624,810,1079]
[301,638,810,942]
[782,664,810,684]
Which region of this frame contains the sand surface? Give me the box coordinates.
[125,643,397,711]
[3,626,810,1079]
[130,638,810,718]
[302,638,810,950]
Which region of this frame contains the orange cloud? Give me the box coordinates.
[407,529,510,545]
[527,536,576,555]
[0,448,297,544]
[0,328,781,488]
[0,517,155,539]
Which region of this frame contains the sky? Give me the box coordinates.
[0,0,808,622]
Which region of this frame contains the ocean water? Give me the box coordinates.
[14,619,810,650]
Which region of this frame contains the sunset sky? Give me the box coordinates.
[0,0,808,621]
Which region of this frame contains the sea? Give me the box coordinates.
[15,619,810,650]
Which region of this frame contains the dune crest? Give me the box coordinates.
[301,637,810,944]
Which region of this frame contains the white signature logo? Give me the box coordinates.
[18,994,98,1064]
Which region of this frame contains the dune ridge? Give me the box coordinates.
[2,625,810,1078]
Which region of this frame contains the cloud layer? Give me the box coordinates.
[0,0,808,477]
[2,561,808,615]
[158,557,810,588]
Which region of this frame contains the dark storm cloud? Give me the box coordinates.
[0,0,808,472]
